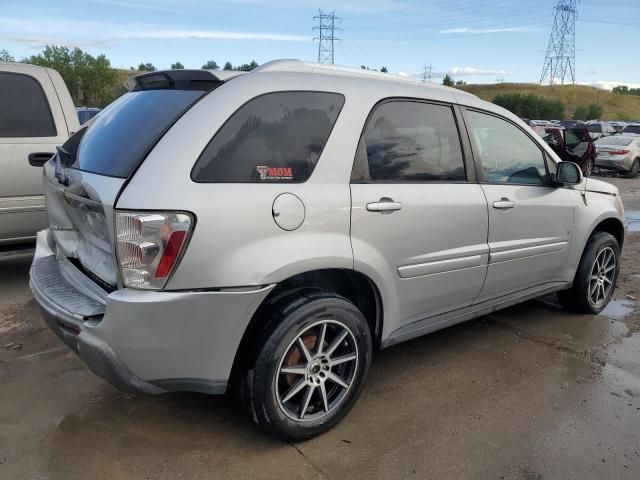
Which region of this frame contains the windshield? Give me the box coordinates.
[587,124,602,133]
[623,125,640,135]
[596,137,633,146]
[71,89,205,178]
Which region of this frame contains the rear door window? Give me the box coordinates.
[0,72,57,138]
[72,89,205,178]
[191,91,344,183]
[351,100,466,182]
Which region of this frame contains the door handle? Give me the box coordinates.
[28,152,55,167]
[492,198,515,210]
[366,198,402,213]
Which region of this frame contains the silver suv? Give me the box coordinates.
[30,60,625,441]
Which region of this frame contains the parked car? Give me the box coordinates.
[586,121,616,140]
[622,124,640,135]
[538,125,598,176]
[595,135,640,176]
[0,62,79,254]
[29,61,625,441]
[76,107,101,125]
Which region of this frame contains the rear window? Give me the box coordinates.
[587,124,602,133]
[72,89,205,178]
[623,125,640,135]
[191,91,345,183]
[0,72,57,138]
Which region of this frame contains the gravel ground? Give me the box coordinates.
[1,175,639,480]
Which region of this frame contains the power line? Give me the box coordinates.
[540,0,578,85]
[313,9,341,64]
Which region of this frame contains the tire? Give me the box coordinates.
[585,158,595,177]
[557,231,620,314]
[627,158,640,178]
[247,291,372,441]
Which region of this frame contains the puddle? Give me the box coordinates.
[600,299,635,320]
[625,210,640,232]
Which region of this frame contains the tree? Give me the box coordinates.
[442,74,454,87]
[455,80,467,85]
[223,62,233,70]
[202,60,219,70]
[0,49,14,62]
[612,85,629,95]
[493,93,564,120]
[137,62,156,72]
[234,60,258,71]
[380,66,388,73]
[171,62,185,69]
[24,45,117,107]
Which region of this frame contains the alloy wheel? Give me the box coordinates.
[274,320,359,422]
[588,246,616,307]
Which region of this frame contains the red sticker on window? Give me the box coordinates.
[256,165,293,180]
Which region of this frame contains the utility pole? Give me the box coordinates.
[422,63,433,83]
[313,10,341,64]
[540,0,578,85]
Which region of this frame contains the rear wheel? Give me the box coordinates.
[248,292,372,441]
[557,232,619,314]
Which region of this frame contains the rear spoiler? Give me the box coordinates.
[124,69,245,92]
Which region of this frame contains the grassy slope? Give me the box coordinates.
[458,83,640,121]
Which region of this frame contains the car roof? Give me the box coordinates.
[128,59,479,101]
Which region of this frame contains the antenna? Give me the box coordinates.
[540,0,578,85]
[313,10,342,64]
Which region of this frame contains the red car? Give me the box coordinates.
[533,125,598,176]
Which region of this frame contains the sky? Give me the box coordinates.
[1,0,639,89]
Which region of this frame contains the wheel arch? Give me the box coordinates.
[590,216,625,250]
[229,268,383,381]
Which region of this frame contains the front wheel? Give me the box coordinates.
[557,232,620,314]
[248,292,372,441]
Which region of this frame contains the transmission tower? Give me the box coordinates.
[422,64,433,83]
[313,10,341,64]
[539,0,578,85]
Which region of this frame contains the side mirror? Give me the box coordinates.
[556,161,583,185]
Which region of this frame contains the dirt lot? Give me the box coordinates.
[2,176,640,480]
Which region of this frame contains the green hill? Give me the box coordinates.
[458,83,640,121]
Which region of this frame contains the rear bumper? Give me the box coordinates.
[30,229,274,395]
[595,158,632,171]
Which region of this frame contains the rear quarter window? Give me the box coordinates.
[191,91,345,183]
[0,72,57,138]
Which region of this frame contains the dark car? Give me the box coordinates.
[540,126,598,176]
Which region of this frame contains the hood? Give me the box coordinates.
[584,178,618,196]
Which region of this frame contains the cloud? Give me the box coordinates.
[399,66,510,80]
[448,66,509,77]
[440,26,534,34]
[578,81,640,91]
[0,17,311,49]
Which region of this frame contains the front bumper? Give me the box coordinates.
[30,229,274,395]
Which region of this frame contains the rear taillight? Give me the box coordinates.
[115,211,194,289]
[610,149,631,155]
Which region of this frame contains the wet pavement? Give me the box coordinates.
[2,176,640,479]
